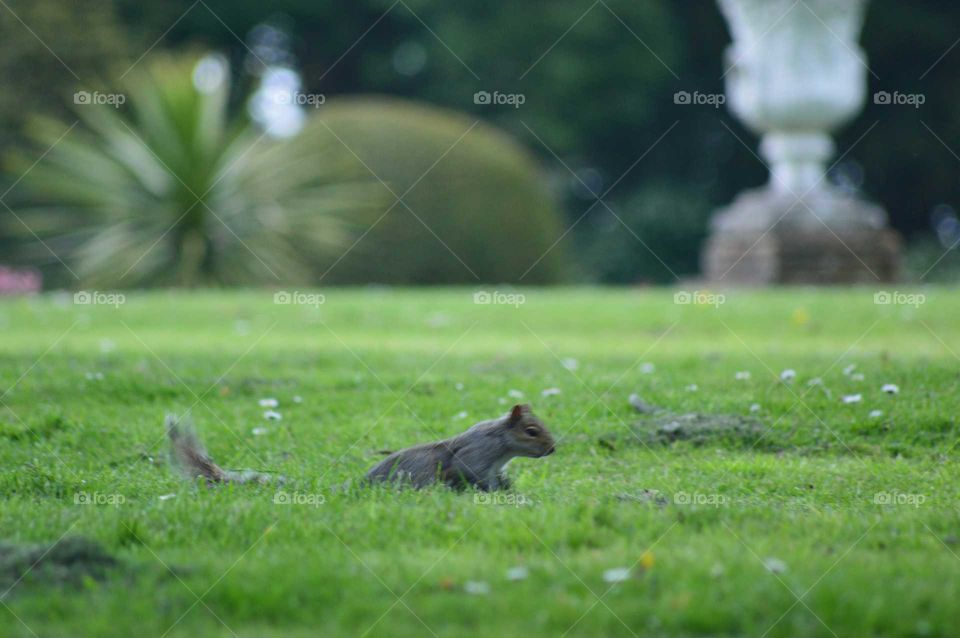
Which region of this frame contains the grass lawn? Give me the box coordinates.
[0,287,958,637]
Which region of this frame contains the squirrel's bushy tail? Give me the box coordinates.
[165,415,275,485]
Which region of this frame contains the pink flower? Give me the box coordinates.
[0,266,41,295]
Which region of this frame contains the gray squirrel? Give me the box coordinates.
[166,404,555,491]
[366,403,555,490]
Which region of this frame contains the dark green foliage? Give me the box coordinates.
[581,183,713,283]
[903,234,960,283]
[0,0,129,150]
[309,97,567,284]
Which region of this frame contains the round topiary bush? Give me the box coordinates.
[306,97,566,284]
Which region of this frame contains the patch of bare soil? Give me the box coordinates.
[0,537,117,590]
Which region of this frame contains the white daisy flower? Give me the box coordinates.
[464,581,490,595]
[506,566,529,581]
[602,567,631,583]
[763,558,787,574]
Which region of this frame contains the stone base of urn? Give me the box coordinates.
[703,188,901,284]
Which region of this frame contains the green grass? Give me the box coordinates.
[0,287,958,637]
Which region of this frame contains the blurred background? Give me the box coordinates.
[1,0,957,290]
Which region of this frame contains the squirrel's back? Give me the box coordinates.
[365,440,457,488]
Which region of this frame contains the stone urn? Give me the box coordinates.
[704,0,900,283]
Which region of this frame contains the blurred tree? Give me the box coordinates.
[107,0,679,178]
[107,0,684,282]
[858,0,960,238]
[0,0,130,150]
[309,96,567,284]
[0,0,132,263]
[5,54,381,288]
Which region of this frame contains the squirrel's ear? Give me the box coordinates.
[508,404,524,424]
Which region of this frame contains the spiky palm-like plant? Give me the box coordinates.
[6,54,379,287]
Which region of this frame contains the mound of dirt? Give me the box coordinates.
[631,412,767,446]
[0,537,117,590]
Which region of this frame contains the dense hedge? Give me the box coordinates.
[581,183,713,284]
[308,97,566,284]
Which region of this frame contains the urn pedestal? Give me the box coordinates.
[704,0,900,283]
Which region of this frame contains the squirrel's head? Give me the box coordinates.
[503,404,555,458]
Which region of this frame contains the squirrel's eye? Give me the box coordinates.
[524,427,539,437]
